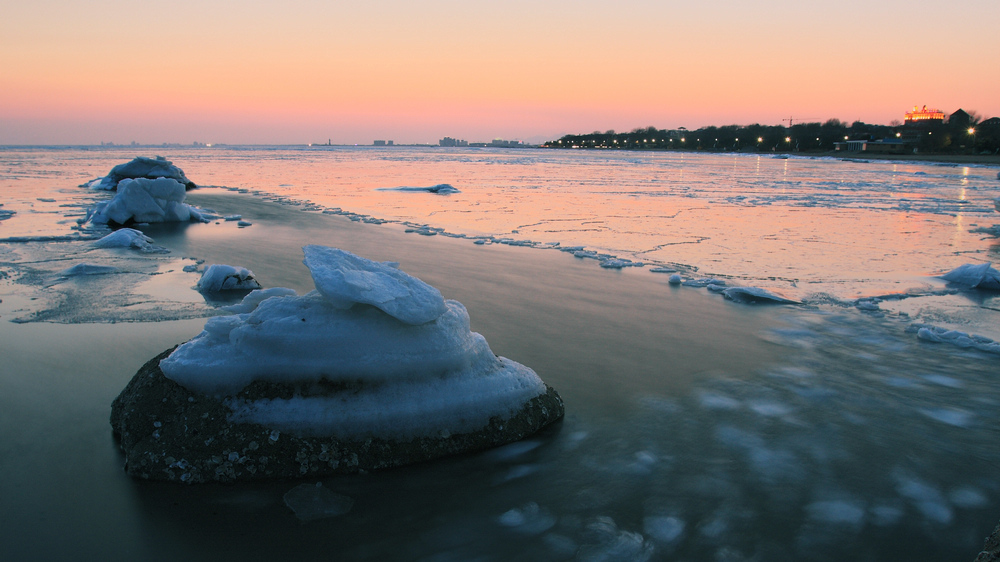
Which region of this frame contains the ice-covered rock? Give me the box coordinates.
[86,178,208,226]
[85,156,196,190]
[721,286,800,305]
[940,263,1000,290]
[197,264,262,293]
[110,246,563,483]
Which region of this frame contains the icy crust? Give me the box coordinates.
[86,178,208,226]
[303,244,447,325]
[86,156,196,190]
[226,355,545,441]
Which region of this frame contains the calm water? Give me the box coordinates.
[1,146,999,561]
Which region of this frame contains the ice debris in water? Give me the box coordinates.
[912,324,1000,355]
[668,273,682,285]
[721,286,799,305]
[158,246,548,440]
[497,502,556,535]
[85,178,209,226]
[58,263,118,277]
[0,208,15,220]
[91,228,167,252]
[197,264,262,293]
[643,515,686,546]
[303,245,446,325]
[84,156,196,190]
[377,183,460,194]
[282,482,354,522]
[683,278,725,288]
[578,516,654,562]
[940,262,1000,290]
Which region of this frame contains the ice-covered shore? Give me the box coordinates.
[111,246,564,482]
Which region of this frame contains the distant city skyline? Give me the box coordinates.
[2,1,998,145]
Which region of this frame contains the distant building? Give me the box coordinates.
[834,139,908,154]
[373,140,386,146]
[489,139,523,147]
[904,105,945,125]
[440,137,468,147]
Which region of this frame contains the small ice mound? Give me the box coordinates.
[86,178,208,226]
[237,220,252,227]
[222,288,299,313]
[916,326,1000,354]
[91,228,168,253]
[378,183,460,194]
[940,262,1000,290]
[721,286,799,304]
[667,273,682,285]
[224,215,242,221]
[85,156,196,190]
[578,516,654,562]
[303,245,446,325]
[282,482,354,522]
[197,264,262,293]
[497,502,556,535]
[58,263,118,277]
[683,278,725,288]
[642,515,685,546]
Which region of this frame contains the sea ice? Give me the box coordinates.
[722,286,799,305]
[667,274,682,285]
[282,482,354,522]
[916,325,1000,354]
[940,262,1000,290]
[303,245,446,325]
[57,263,118,277]
[221,288,299,313]
[86,178,208,226]
[377,184,460,194]
[85,156,196,190]
[642,515,685,545]
[158,246,550,441]
[497,502,556,535]
[197,264,262,293]
[0,208,14,220]
[683,278,725,288]
[91,228,168,253]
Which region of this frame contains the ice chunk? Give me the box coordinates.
[197,264,262,293]
[282,482,354,522]
[940,263,1000,290]
[916,326,1000,354]
[303,245,446,325]
[683,278,725,288]
[668,274,682,285]
[87,178,206,226]
[58,263,118,277]
[579,516,654,562]
[722,286,799,305]
[91,228,167,253]
[86,156,196,190]
[497,502,556,535]
[377,184,460,194]
[643,515,685,545]
[221,288,298,313]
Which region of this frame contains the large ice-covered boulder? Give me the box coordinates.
[111,246,564,483]
[86,156,196,190]
[86,177,208,226]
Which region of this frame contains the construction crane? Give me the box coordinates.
[782,117,819,127]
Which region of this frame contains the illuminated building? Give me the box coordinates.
[904,105,945,124]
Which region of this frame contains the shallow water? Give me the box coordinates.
[1,148,999,561]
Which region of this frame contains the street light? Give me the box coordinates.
[968,127,976,153]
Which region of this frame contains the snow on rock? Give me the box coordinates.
[86,178,208,226]
[91,228,168,253]
[940,263,1000,290]
[303,245,447,325]
[197,264,262,293]
[721,286,800,305]
[85,156,196,191]
[110,246,563,483]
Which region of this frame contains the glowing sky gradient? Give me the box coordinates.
[2,0,998,145]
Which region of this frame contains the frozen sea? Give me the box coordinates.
[1,146,999,561]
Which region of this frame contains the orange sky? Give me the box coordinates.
[2,0,998,145]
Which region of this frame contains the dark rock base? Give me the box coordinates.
[978,521,1000,562]
[111,348,565,483]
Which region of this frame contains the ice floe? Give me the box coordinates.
[91,228,168,253]
[84,156,196,190]
[197,264,262,293]
[377,184,460,194]
[721,286,799,305]
[940,262,1000,290]
[85,178,209,226]
[57,263,118,277]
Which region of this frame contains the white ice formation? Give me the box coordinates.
[86,178,208,226]
[159,246,548,440]
[197,264,262,293]
[940,263,1000,290]
[85,156,195,190]
[721,286,799,305]
[91,228,167,252]
[377,184,460,194]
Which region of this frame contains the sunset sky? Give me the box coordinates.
[2,0,998,145]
